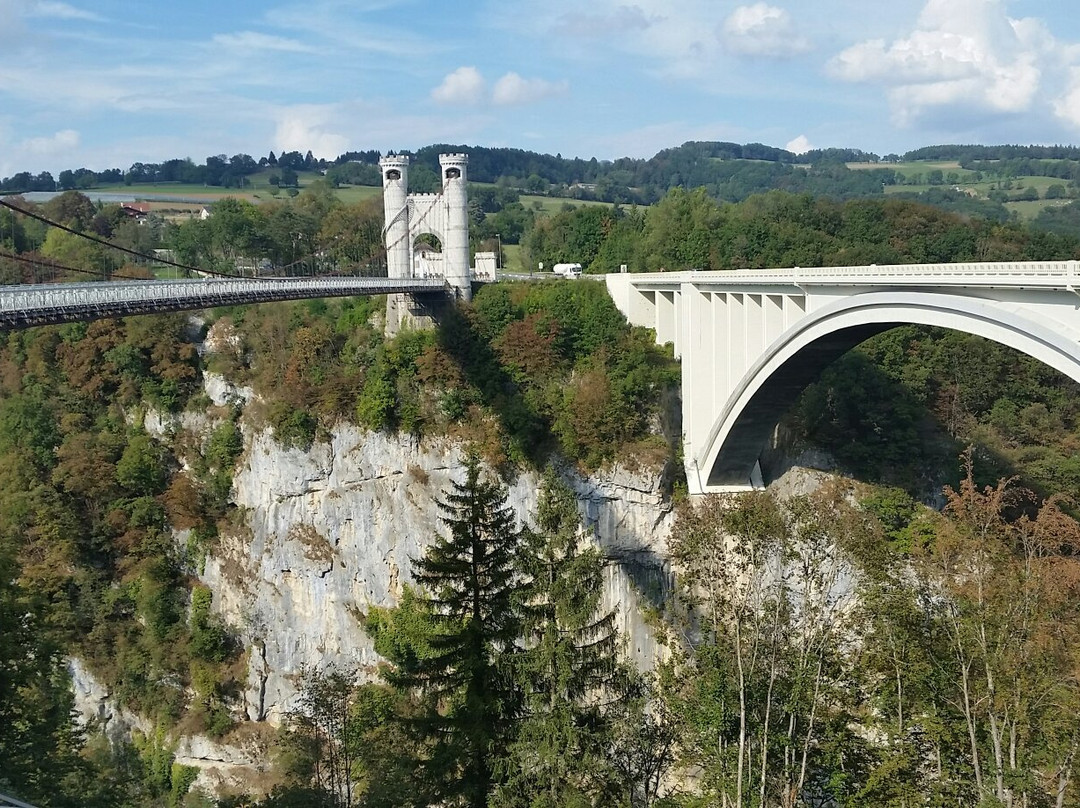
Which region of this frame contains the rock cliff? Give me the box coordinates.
[72,368,677,795]
[203,423,675,726]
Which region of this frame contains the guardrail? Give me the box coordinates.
[0,276,450,329]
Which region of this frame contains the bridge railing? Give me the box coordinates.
[789,261,1079,282]
[0,276,450,328]
[624,261,1080,289]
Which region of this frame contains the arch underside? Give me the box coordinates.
[410,225,446,248]
[702,292,1080,488]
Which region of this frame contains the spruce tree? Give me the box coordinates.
[494,468,623,807]
[404,454,525,808]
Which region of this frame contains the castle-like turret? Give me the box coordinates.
[439,153,470,301]
[379,155,410,281]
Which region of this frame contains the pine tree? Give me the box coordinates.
[494,468,623,807]
[402,454,525,808]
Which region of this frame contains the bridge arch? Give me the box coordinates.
[697,291,1080,489]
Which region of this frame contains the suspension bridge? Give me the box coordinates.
[0,169,463,329]
[0,275,449,329]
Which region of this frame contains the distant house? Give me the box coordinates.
[199,208,211,220]
[120,202,151,219]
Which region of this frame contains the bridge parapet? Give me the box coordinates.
[616,261,1080,288]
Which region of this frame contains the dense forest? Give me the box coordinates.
[5,152,1080,804]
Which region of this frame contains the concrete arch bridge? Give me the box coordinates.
[606,262,1080,495]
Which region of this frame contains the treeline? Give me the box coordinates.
[11,138,1080,207]
[8,183,1080,284]
[1,141,900,205]
[0,191,163,282]
[961,156,1080,182]
[521,188,1080,274]
[0,150,327,194]
[905,143,1080,162]
[407,141,894,204]
[168,187,386,273]
[0,186,388,280]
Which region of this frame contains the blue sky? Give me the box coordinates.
[2,0,1080,175]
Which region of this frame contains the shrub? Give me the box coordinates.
[268,402,318,449]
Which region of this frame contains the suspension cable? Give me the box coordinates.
[0,249,167,282]
[0,198,240,279]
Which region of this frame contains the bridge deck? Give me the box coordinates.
[0,276,450,329]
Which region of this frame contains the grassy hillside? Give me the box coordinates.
[851,159,1079,219]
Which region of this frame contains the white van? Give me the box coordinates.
[552,262,582,279]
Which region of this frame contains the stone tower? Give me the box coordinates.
[438,153,471,301]
[379,154,411,282]
[379,152,472,304]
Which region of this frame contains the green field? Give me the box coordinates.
[83,168,628,216]
[849,160,976,180]
[857,158,1079,220]
[519,195,615,214]
[501,243,525,273]
[88,168,369,203]
[331,185,381,204]
[1004,199,1074,221]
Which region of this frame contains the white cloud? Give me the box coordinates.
[503,0,732,79]
[1053,68,1080,130]
[211,31,314,53]
[265,1,439,59]
[492,73,568,106]
[0,129,81,176]
[23,129,80,155]
[431,67,487,106]
[524,0,819,79]
[273,105,350,158]
[827,0,1061,126]
[785,134,813,154]
[430,68,566,107]
[722,4,809,57]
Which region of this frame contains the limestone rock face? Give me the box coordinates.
[69,657,151,742]
[70,659,271,795]
[200,425,675,725]
[71,393,676,798]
